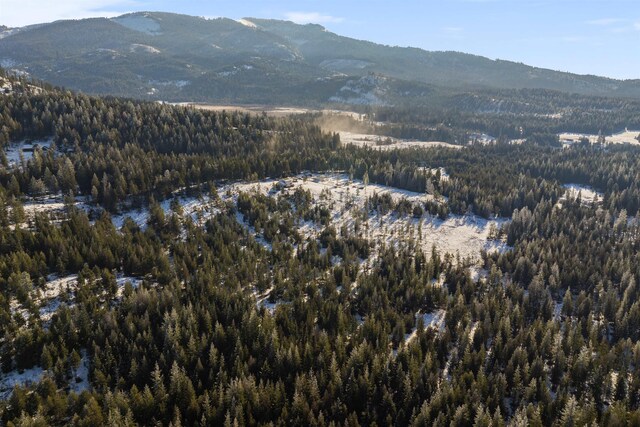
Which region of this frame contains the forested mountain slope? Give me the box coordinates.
[1,11,640,106]
[3,73,640,425]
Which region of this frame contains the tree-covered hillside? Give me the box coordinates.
[3,73,640,426]
[2,11,640,106]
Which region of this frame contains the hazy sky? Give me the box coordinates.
[1,0,639,79]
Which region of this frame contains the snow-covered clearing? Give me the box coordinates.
[14,172,508,262]
[112,193,220,230]
[38,274,78,322]
[559,130,640,146]
[468,133,496,145]
[173,103,367,120]
[111,206,150,229]
[0,58,17,68]
[405,309,447,344]
[130,43,161,54]
[411,215,509,260]
[216,64,254,78]
[220,173,509,261]
[69,350,91,394]
[21,195,92,221]
[4,137,54,167]
[0,29,20,40]
[116,276,143,298]
[0,366,45,399]
[254,287,283,313]
[469,266,489,282]
[10,273,143,327]
[561,184,603,205]
[340,131,460,150]
[607,130,640,145]
[0,349,91,400]
[416,166,450,182]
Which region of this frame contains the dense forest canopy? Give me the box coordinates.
[2,72,640,426]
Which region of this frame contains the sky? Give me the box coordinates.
[1,0,639,79]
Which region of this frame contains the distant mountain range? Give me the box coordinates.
[1,11,639,107]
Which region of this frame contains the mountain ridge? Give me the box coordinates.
[1,11,639,106]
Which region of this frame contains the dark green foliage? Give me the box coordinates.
[4,73,640,427]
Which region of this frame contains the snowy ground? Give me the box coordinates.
[0,349,90,400]
[215,173,510,319]
[116,276,143,298]
[179,103,366,120]
[21,195,92,221]
[416,167,450,182]
[560,184,603,205]
[216,173,509,261]
[186,104,312,116]
[112,193,219,230]
[254,287,282,313]
[130,43,161,54]
[12,173,511,324]
[38,274,78,322]
[3,137,54,167]
[0,76,13,93]
[69,350,91,394]
[12,172,509,262]
[559,130,640,146]
[0,366,45,399]
[10,273,143,326]
[468,133,496,145]
[339,131,460,150]
[607,130,640,145]
[554,302,563,320]
[469,266,489,282]
[405,309,447,344]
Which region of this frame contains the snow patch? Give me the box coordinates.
[238,19,258,28]
[468,133,496,145]
[0,29,20,39]
[320,59,373,72]
[561,184,603,205]
[0,350,91,400]
[4,137,54,167]
[0,366,45,400]
[69,350,91,394]
[39,274,78,322]
[0,58,18,68]
[468,266,488,282]
[116,275,143,298]
[405,310,447,344]
[340,132,459,150]
[130,43,161,54]
[217,65,255,77]
[554,302,563,319]
[330,75,390,106]
[20,195,92,222]
[219,173,510,261]
[112,192,220,231]
[559,130,640,146]
[254,286,283,313]
[0,76,13,94]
